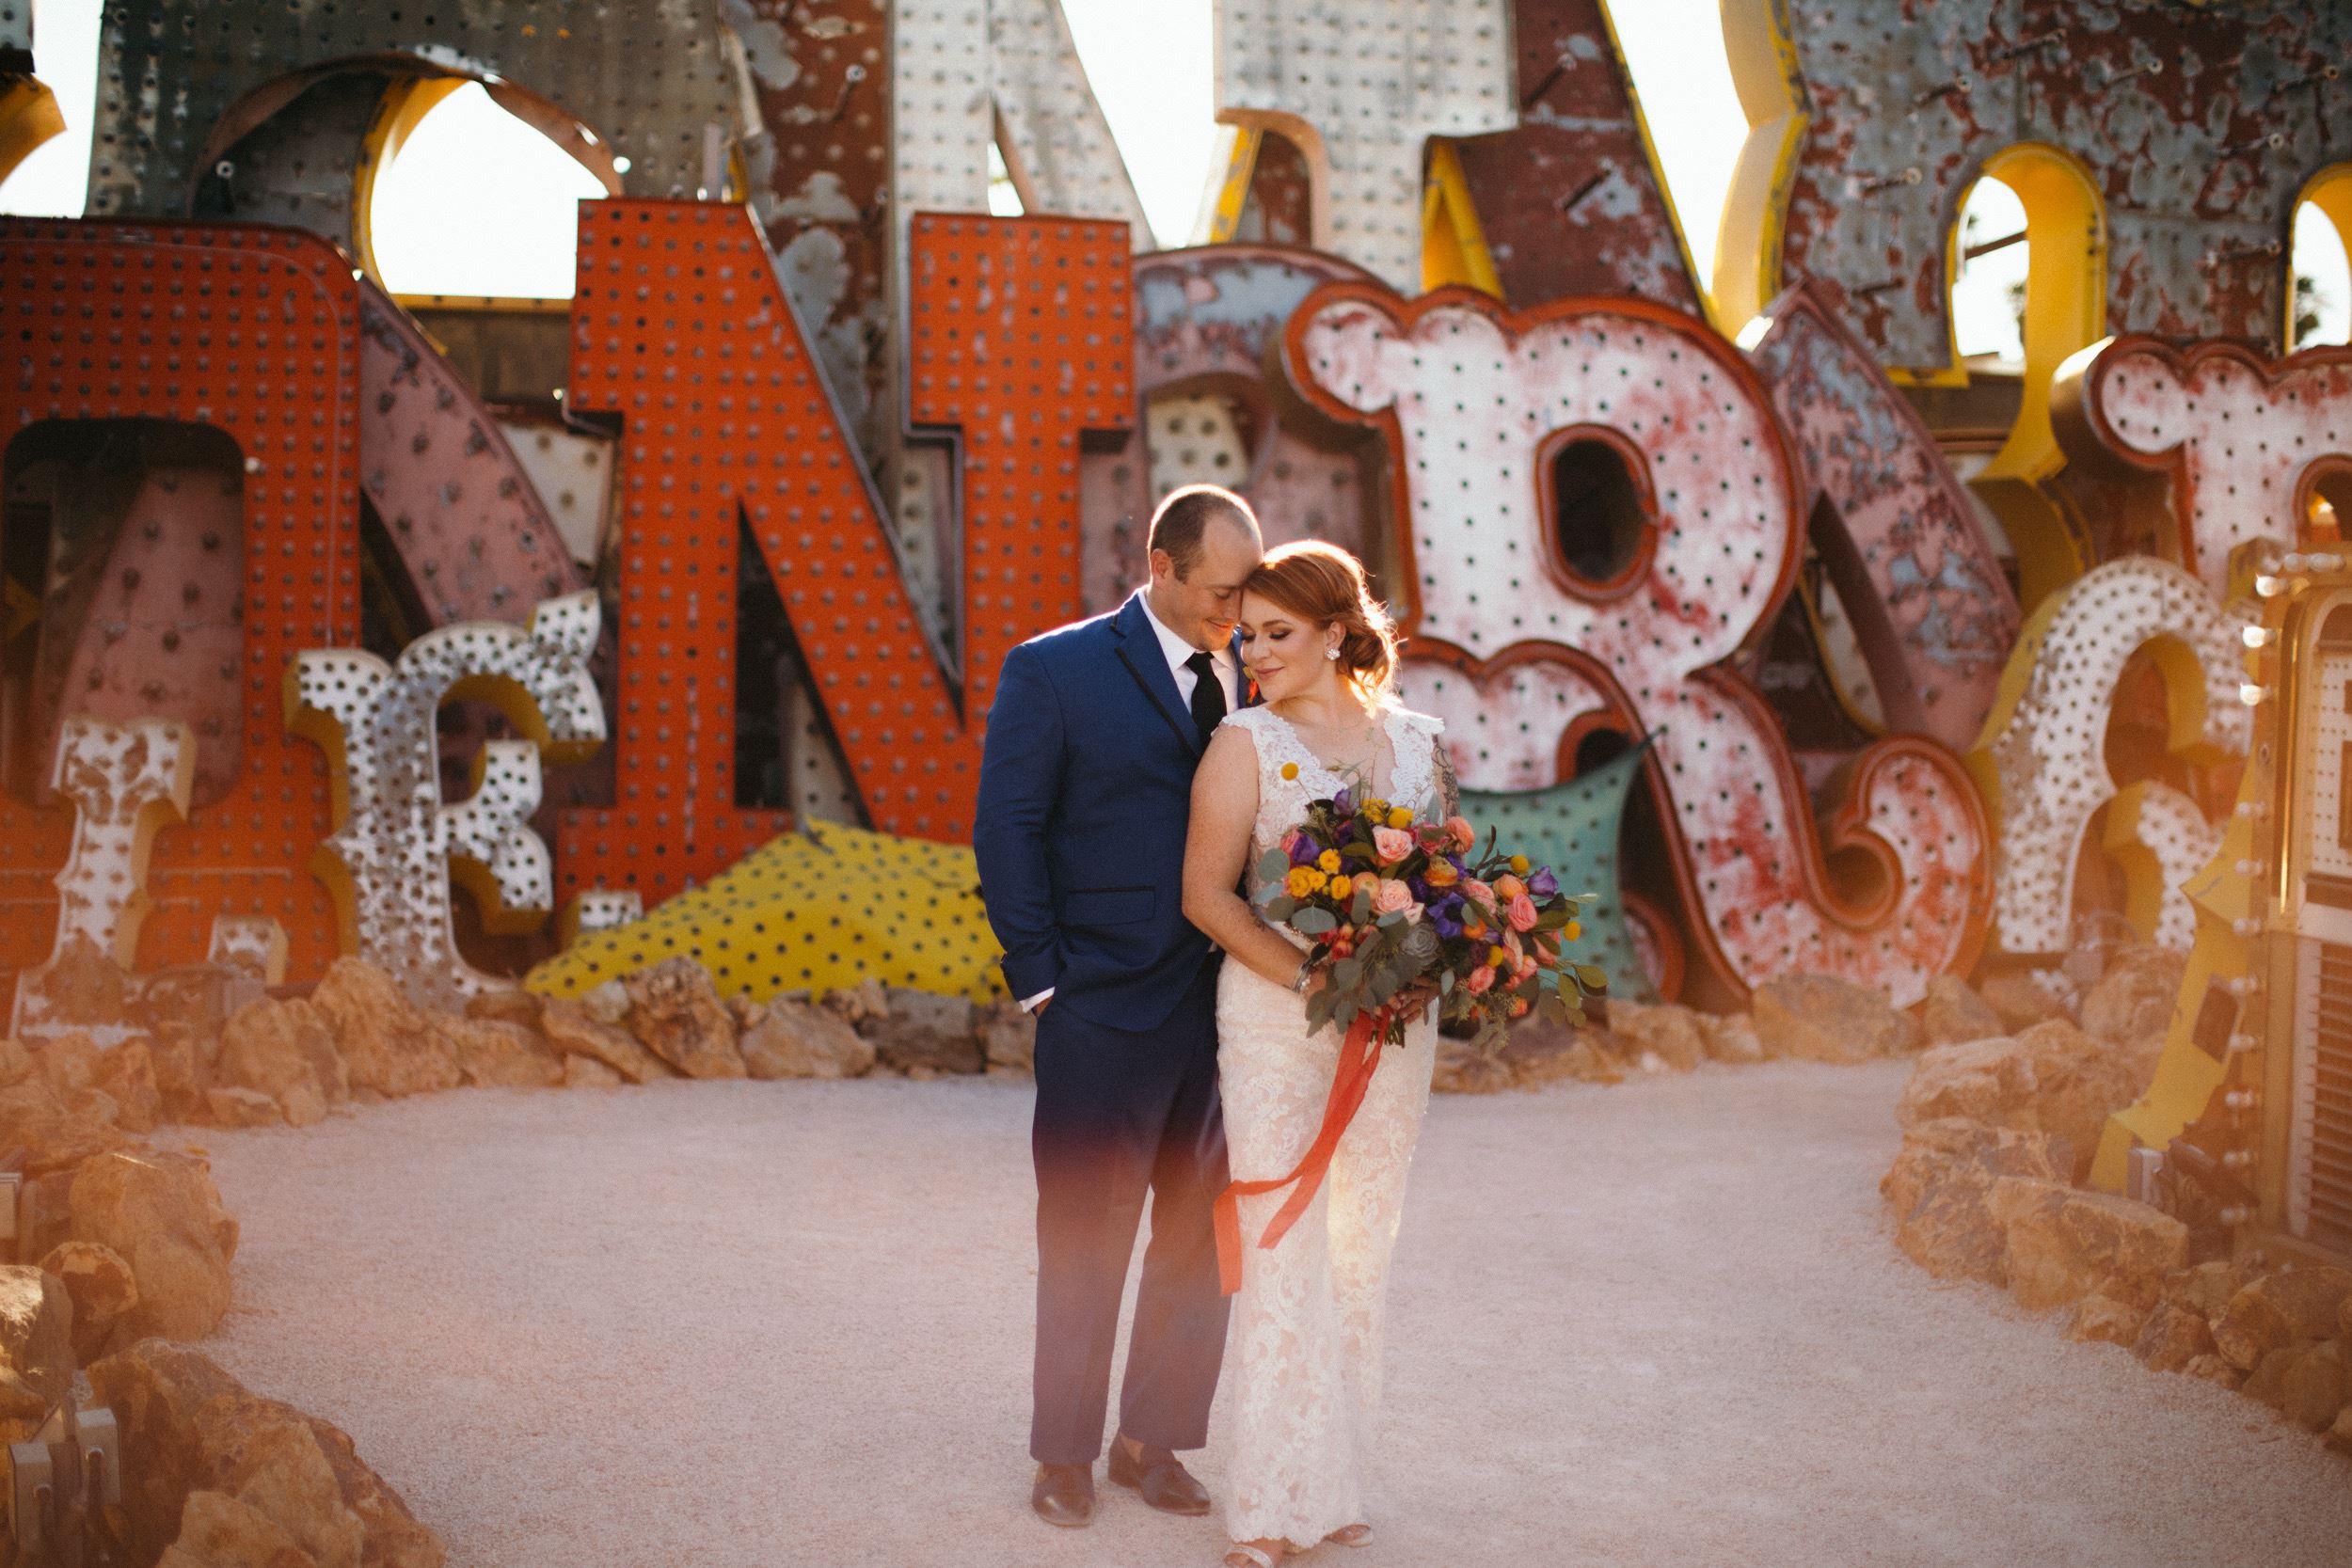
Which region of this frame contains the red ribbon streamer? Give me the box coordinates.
[1215,1006,1389,1296]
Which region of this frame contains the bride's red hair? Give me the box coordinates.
[1241,542,1400,700]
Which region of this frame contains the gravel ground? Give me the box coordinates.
[180,1058,2352,1568]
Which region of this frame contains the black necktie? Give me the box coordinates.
[1184,649,1227,744]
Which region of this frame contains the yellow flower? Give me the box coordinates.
[1387,806,1413,830]
[1488,944,1510,969]
[1362,797,1390,819]
[1286,866,1328,898]
[1329,875,1354,902]
[1424,859,1459,887]
[1280,762,1300,780]
[1563,920,1581,942]
[1317,849,1342,874]
[1508,854,1530,875]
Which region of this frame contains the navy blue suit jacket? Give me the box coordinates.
[974,592,1248,1032]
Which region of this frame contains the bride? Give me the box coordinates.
[1181,541,1457,1567]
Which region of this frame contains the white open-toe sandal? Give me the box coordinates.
[1326,1524,1375,1547]
[1223,1545,1283,1568]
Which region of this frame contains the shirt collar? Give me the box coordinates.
[1138,588,1230,673]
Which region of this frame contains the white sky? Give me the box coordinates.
[5,0,2346,346]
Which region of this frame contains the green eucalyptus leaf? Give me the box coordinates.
[1574,963,1610,990]
[1292,906,1338,936]
[1352,884,1374,924]
[1264,895,1299,921]
[1256,847,1289,885]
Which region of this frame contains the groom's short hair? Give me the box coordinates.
[1149,484,1261,578]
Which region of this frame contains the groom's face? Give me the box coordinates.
[1153,514,1263,650]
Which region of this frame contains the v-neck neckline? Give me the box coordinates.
[1264,704,1401,801]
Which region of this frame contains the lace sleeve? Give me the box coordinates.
[1433,731,1461,819]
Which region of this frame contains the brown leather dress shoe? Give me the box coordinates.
[1031,1462,1095,1528]
[1107,1434,1212,1515]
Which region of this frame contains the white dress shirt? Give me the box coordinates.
[1019,591,1239,1012]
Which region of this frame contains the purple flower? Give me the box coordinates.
[1333,787,1354,816]
[1291,835,1323,867]
[1430,906,1463,939]
[1527,866,1559,899]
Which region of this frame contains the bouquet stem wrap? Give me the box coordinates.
[1214,1004,1392,1296]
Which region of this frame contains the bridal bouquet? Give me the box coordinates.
[1249,787,1604,1054]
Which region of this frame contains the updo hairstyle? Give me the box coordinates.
[1240,541,1400,700]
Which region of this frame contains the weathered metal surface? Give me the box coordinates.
[0,218,361,996]
[1213,127,1315,249]
[1969,558,2247,958]
[2059,337,2352,597]
[86,1,728,216]
[6,718,194,1038]
[10,421,248,808]
[1215,0,1518,293]
[985,0,1153,247]
[557,202,1125,917]
[1439,0,1705,314]
[498,408,616,568]
[206,911,287,982]
[1288,281,1990,1005]
[733,0,894,452]
[1124,244,1386,611]
[1746,280,2019,750]
[1730,0,2350,363]
[288,592,604,1012]
[191,69,390,252]
[2105,780,2217,953]
[358,281,585,626]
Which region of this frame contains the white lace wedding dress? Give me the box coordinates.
[1215,703,1446,1548]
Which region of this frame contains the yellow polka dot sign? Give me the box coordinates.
[527,822,1008,1004]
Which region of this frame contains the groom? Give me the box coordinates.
[974,484,1264,1528]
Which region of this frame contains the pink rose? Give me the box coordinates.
[1506,893,1539,932]
[1371,877,1414,915]
[1372,826,1415,864]
[1462,878,1495,910]
[1466,964,1495,995]
[1446,815,1476,851]
[1514,957,1539,985]
[1415,822,1451,851]
[1279,829,1303,856]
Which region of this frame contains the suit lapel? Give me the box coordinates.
[1116,592,1202,754]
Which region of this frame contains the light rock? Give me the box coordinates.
[2066,1292,2149,1346]
[2077,944,2185,1054]
[204,1086,284,1128]
[1752,974,1921,1063]
[461,987,542,1030]
[0,1265,74,1415]
[2183,1354,2246,1390]
[1696,1012,1763,1065]
[2008,1018,2151,1182]
[218,999,348,1128]
[40,1238,139,1363]
[2281,1338,2352,1432]
[2244,1345,2296,1410]
[561,1054,626,1088]
[1606,1002,1706,1072]
[539,998,670,1084]
[821,978,890,1028]
[0,1073,134,1173]
[155,1487,316,1568]
[578,979,630,1027]
[309,958,462,1099]
[88,1341,444,1568]
[2134,1302,2219,1372]
[864,987,980,1077]
[0,1036,32,1085]
[1435,1034,1518,1094]
[739,1000,875,1080]
[1500,1021,1619,1088]
[1894,1037,2040,1131]
[622,958,746,1079]
[1883,1120,2065,1286]
[1984,1177,2187,1313]
[1922,974,2006,1046]
[95,1038,164,1132]
[68,1150,240,1341]
[1979,969,2076,1031]
[433,1016,564,1089]
[976,1000,1038,1077]
[2214,1266,2352,1370]
[2163,1259,2252,1321]
[724,993,766,1031]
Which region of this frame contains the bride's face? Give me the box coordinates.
[1238,593,1341,703]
